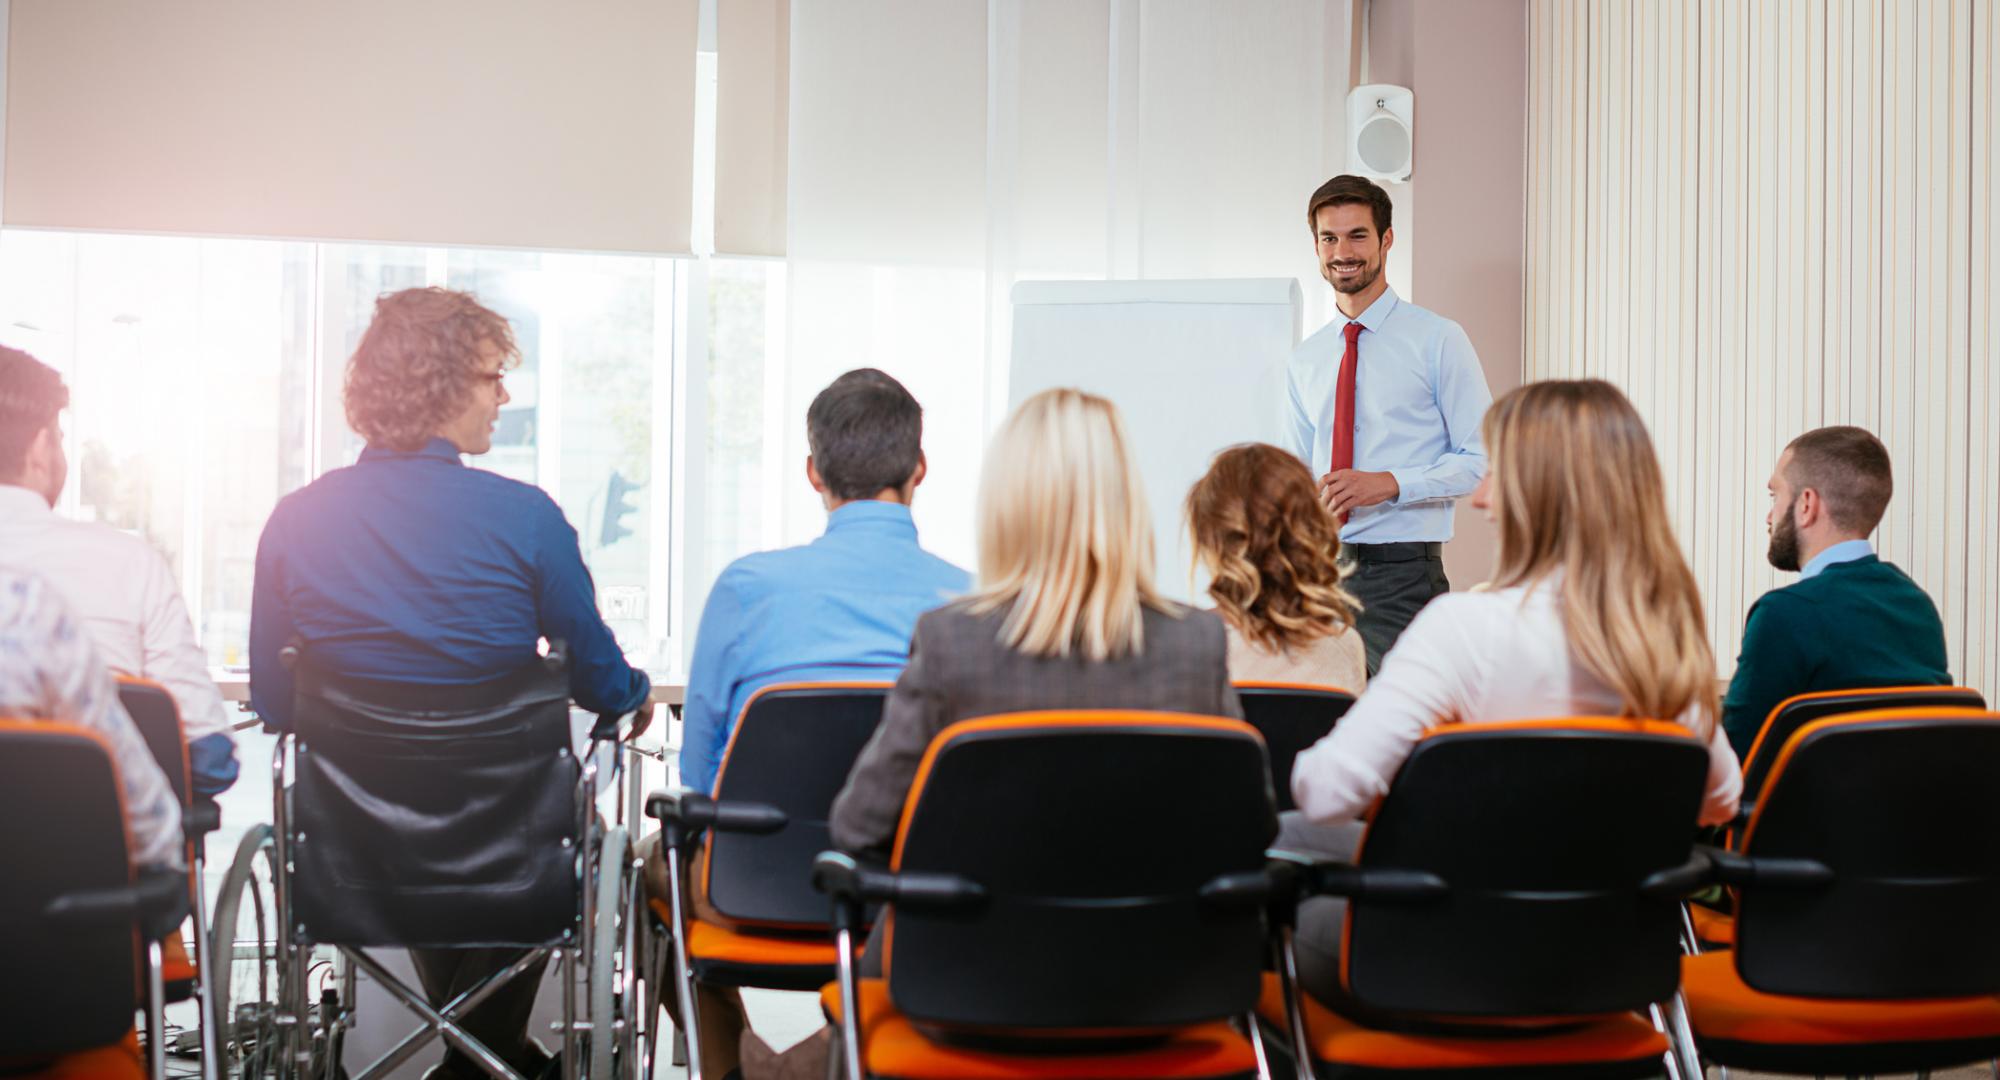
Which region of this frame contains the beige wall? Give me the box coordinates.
[1370,0,1529,589]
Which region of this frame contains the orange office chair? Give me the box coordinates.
[1233,683,1357,813]
[116,678,225,1078]
[1687,684,1987,951]
[0,720,189,1080]
[1678,707,2000,1075]
[813,710,1282,1080]
[1261,718,1714,1079]
[648,682,894,1080]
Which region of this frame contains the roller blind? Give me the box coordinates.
[714,0,788,257]
[4,0,698,254]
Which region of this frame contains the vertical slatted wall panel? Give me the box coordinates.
[1525,0,1997,692]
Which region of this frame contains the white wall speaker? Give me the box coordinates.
[1347,84,1414,181]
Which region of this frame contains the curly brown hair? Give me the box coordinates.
[343,287,519,451]
[1186,443,1360,654]
[0,345,69,479]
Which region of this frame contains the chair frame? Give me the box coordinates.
[1265,719,1718,1080]
[116,677,226,1080]
[647,681,893,1080]
[2,719,191,1080]
[810,711,1284,1080]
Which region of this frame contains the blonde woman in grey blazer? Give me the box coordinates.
[743,387,1247,1080]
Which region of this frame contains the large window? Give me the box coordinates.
[0,230,679,672]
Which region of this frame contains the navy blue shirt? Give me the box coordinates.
[249,439,650,728]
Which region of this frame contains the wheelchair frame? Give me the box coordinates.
[209,718,649,1080]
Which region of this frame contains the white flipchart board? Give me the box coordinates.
[1008,279,1302,602]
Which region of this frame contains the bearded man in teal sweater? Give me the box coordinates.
[1721,426,1952,760]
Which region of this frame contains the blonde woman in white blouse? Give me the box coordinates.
[1186,443,1367,691]
[1282,379,1741,1008]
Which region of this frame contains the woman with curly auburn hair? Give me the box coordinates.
[1188,443,1366,690]
[344,286,520,453]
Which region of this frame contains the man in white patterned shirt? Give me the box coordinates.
[0,566,182,869]
[0,345,237,794]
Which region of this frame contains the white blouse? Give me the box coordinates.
[1290,580,1741,826]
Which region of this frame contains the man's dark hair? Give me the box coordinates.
[0,345,69,479]
[1784,425,1893,535]
[1306,174,1394,236]
[807,368,923,501]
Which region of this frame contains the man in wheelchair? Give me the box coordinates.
[249,287,653,1080]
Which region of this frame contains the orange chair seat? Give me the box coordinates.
[819,979,1258,1080]
[1688,904,1735,947]
[0,1031,143,1080]
[1683,951,2000,1048]
[647,898,838,967]
[1254,974,1667,1074]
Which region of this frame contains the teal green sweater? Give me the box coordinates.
[1721,555,1951,759]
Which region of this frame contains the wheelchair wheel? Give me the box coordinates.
[210,825,283,1078]
[587,824,643,1080]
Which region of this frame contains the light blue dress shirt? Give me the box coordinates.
[1799,538,1875,580]
[678,500,971,794]
[1283,287,1493,544]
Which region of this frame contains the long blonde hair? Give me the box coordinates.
[1484,380,1718,737]
[967,388,1174,660]
[1186,443,1360,653]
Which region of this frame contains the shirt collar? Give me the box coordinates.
[0,483,54,522]
[1800,538,1875,580]
[1334,286,1400,335]
[824,499,919,539]
[358,437,465,465]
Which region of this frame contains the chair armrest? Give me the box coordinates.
[811,850,986,930]
[1267,848,1448,903]
[183,799,222,839]
[1638,850,1713,898]
[45,868,190,943]
[1696,843,1833,889]
[645,788,787,849]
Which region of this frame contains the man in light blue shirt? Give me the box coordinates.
[658,369,966,1080]
[678,368,970,794]
[1284,175,1492,673]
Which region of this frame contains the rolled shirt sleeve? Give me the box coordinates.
[532,498,651,717]
[137,542,238,792]
[1387,324,1490,507]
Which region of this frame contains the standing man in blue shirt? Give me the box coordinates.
[251,287,651,1080]
[656,367,967,1080]
[1284,175,1493,674]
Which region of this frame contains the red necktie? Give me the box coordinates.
[1331,321,1361,474]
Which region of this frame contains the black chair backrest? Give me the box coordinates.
[118,678,191,807]
[0,721,138,1057]
[1343,718,1709,1017]
[885,711,1277,1032]
[706,682,891,927]
[1734,708,2000,999]
[289,653,579,948]
[1742,686,1984,799]
[1234,682,1356,812]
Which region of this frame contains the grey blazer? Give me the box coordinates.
[829,598,1243,860]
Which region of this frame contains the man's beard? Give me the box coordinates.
[1326,259,1382,295]
[1767,497,1803,571]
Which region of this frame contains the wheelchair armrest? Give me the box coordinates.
[646,789,788,849]
[588,711,631,743]
[183,799,222,839]
[1696,843,1833,890]
[1266,848,1447,904]
[44,868,191,943]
